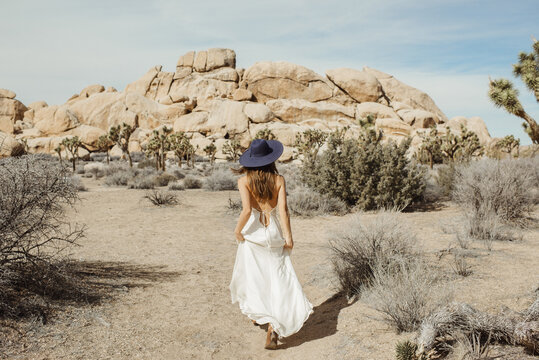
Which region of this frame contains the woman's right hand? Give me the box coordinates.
[283,239,293,251]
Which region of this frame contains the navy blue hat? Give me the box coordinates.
[239,139,283,167]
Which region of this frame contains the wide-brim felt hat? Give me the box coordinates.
[239,138,283,167]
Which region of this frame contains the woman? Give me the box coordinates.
[229,138,314,350]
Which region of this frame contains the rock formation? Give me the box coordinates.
[0,49,494,161]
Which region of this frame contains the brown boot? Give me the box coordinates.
[264,324,278,350]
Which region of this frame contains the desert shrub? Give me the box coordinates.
[68,175,87,191]
[168,181,185,191]
[183,175,202,189]
[303,128,426,210]
[434,162,457,199]
[137,158,157,169]
[75,165,86,174]
[104,161,131,176]
[168,165,186,180]
[277,163,303,192]
[144,190,179,206]
[328,209,418,298]
[0,154,85,317]
[363,258,451,332]
[226,196,242,214]
[204,167,238,191]
[104,171,132,186]
[452,158,536,228]
[287,187,347,217]
[130,151,145,163]
[128,176,155,189]
[153,172,177,187]
[84,162,105,179]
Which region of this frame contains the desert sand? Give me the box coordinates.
[8,176,538,360]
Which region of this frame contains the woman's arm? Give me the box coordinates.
[234,176,252,243]
[277,176,293,250]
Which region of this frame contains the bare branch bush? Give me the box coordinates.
[0,154,85,318]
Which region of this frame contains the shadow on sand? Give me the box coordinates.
[276,291,357,349]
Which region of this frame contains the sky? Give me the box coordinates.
[1,0,538,144]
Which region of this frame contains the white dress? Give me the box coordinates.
[229,206,314,338]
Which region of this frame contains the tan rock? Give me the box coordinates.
[203,67,239,82]
[23,108,35,121]
[80,84,105,98]
[249,122,307,146]
[26,136,56,154]
[363,66,448,122]
[18,127,42,139]
[444,116,491,144]
[280,145,295,162]
[326,68,383,103]
[109,144,124,158]
[124,65,161,95]
[173,112,209,133]
[67,94,79,102]
[13,119,33,133]
[356,102,399,120]
[391,101,412,112]
[169,73,238,102]
[205,100,248,135]
[193,51,208,72]
[34,105,80,135]
[65,125,107,149]
[206,48,236,71]
[243,61,333,103]
[177,51,195,67]
[27,101,48,111]
[191,136,213,156]
[0,89,16,99]
[243,103,273,123]
[174,66,192,80]
[146,71,174,100]
[266,99,355,123]
[0,131,25,157]
[375,117,412,137]
[0,98,27,133]
[106,86,117,93]
[232,88,253,101]
[397,109,439,129]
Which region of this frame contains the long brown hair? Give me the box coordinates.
[232,162,279,201]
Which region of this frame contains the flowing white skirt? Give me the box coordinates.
[229,240,314,338]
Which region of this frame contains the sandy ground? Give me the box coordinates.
[4,176,538,360]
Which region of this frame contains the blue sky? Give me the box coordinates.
[1,0,537,144]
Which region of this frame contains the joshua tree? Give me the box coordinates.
[357,113,376,129]
[203,141,217,165]
[61,136,82,171]
[96,134,113,164]
[458,124,484,161]
[488,36,539,144]
[54,144,63,163]
[294,128,327,164]
[254,127,276,140]
[416,126,442,169]
[109,123,136,167]
[169,131,194,167]
[148,126,172,171]
[495,135,520,159]
[222,138,243,162]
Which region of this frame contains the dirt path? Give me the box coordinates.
[9,178,539,359]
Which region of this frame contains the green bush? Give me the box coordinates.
[302,127,426,210]
[183,175,203,189]
[153,172,177,187]
[287,187,347,217]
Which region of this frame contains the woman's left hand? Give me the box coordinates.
[235,232,245,243]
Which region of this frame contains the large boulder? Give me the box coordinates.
[243,103,274,123]
[326,68,383,103]
[173,112,209,133]
[363,66,448,123]
[79,84,105,98]
[64,125,107,149]
[125,65,162,95]
[355,102,399,120]
[34,105,81,135]
[397,109,439,129]
[168,70,238,102]
[0,97,27,133]
[249,122,307,146]
[266,99,355,123]
[0,89,16,99]
[243,61,333,103]
[146,71,174,101]
[444,116,491,144]
[0,131,25,157]
[206,48,236,71]
[375,118,412,137]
